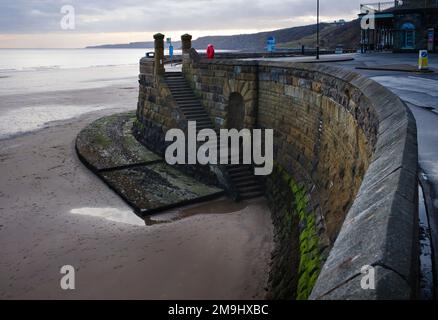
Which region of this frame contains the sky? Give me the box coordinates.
[0,0,365,48]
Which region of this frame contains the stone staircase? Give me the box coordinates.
[164,72,264,200]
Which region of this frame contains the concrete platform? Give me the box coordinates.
[76,112,224,215]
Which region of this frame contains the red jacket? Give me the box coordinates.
[207,44,215,59]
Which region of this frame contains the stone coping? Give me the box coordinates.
[186,58,419,299]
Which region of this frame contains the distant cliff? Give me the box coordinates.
[87,41,181,49]
[191,23,333,50]
[86,20,360,50]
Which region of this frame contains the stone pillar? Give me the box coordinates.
[154,33,165,75]
[181,33,192,54]
[181,34,192,72]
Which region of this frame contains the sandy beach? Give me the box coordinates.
[0,65,274,299]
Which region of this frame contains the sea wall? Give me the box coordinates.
[182,56,418,299]
[135,57,219,186]
[135,53,419,299]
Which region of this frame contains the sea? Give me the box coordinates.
[0,48,164,140]
[0,48,164,71]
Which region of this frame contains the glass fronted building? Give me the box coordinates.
[360,0,438,52]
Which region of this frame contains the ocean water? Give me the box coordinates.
[0,49,151,139]
[0,48,179,71]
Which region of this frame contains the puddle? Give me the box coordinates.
[419,183,434,300]
[144,198,249,226]
[70,207,145,226]
[70,199,255,227]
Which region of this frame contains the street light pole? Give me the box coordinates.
[316,0,320,60]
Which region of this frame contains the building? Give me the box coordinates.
[360,0,438,52]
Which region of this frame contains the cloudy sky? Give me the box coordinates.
[0,0,364,48]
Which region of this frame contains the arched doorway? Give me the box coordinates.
[227,92,245,130]
[401,22,415,49]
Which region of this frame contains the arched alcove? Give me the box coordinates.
[227,92,245,130]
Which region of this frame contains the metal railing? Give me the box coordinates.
[361,0,438,11]
[360,1,398,12]
[396,0,438,8]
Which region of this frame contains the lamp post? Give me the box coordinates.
[316,0,320,60]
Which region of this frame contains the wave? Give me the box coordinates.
[22,65,61,71]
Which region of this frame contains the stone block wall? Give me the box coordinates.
[180,56,418,300]
[183,59,259,129]
[135,57,187,155]
[256,62,377,244]
[135,50,418,300]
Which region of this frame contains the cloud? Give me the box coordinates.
[0,0,363,34]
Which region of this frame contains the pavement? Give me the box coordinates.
[245,53,356,64]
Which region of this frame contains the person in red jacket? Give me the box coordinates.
[207,44,215,59]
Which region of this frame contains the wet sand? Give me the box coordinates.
[0,66,274,299]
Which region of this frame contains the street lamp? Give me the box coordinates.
[316,0,320,60]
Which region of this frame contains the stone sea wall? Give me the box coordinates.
[135,50,418,299]
[135,57,219,187]
[180,57,418,299]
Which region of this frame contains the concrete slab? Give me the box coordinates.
[76,112,160,171]
[101,163,224,214]
[76,112,225,215]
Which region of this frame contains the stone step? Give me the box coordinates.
[167,82,187,85]
[227,166,252,174]
[172,92,196,97]
[239,190,265,200]
[175,100,201,104]
[237,184,262,193]
[229,172,253,181]
[186,120,212,126]
[227,163,252,169]
[234,180,259,189]
[185,114,209,119]
[180,107,205,113]
[183,109,207,115]
[169,88,192,93]
[178,103,204,108]
[174,97,200,101]
[185,118,212,124]
[232,175,258,183]
[166,80,187,84]
[164,75,183,79]
[165,79,186,83]
[167,84,188,87]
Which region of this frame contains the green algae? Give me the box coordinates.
[76,112,160,170]
[77,112,224,214]
[270,165,322,300]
